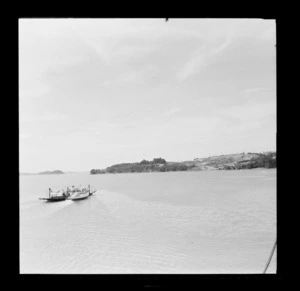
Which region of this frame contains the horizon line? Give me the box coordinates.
[20,150,276,174]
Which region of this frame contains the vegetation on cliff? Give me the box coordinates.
[104,158,171,174]
[235,152,276,169]
[90,169,106,174]
[90,158,187,174]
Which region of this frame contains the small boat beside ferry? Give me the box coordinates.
[39,188,68,202]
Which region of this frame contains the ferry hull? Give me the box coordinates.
[39,197,67,202]
[69,191,90,201]
[71,196,89,201]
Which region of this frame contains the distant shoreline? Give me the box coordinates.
[90,152,276,175]
[92,167,276,175]
[19,167,276,176]
[20,171,90,176]
[20,170,64,175]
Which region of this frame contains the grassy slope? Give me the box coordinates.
[183,152,275,170]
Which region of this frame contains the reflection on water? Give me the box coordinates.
[20,169,276,273]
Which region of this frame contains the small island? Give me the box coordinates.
[38,170,64,175]
[90,152,276,175]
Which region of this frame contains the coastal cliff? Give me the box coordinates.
[90,152,276,174]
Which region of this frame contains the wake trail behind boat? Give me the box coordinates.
[23,199,75,219]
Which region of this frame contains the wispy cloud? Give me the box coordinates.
[111,143,141,149]
[243,87,274,94]
[20,112,67,123]
[177,39,231,81]
[114,65,159,85]
[162,107,183,117]
[216,101,276,122]
[259,25,276,41]
[19,81,50,100]
[19,133,32,139]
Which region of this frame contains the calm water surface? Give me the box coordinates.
[20,169,276,273]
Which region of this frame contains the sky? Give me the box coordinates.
[19,18,276,173]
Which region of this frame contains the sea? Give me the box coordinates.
[20,169,276,274]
